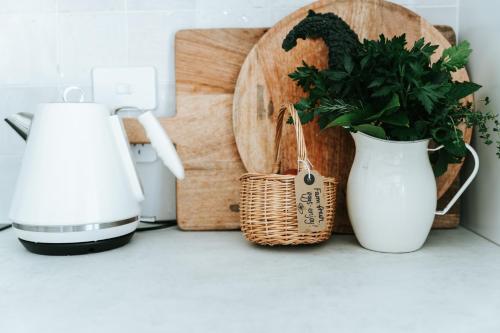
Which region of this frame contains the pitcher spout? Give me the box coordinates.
[4,112,33,141]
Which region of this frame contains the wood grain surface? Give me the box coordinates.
[124,16,463,231]
[126,29,266,230]
[232,0,471,232]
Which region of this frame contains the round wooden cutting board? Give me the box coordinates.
[232,0,472,230]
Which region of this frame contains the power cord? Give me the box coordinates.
[0,221,176,232]
[0,224,11,232]
[136,219,177,232]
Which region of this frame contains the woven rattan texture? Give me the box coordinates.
[239,104,338,245]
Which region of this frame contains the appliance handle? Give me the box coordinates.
[429,144,479,215]
[138,111,185,180]
[109,115,145,202]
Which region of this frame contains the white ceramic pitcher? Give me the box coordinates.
[347,132,479,253]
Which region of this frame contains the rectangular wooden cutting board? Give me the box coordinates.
[124,27,459,231]
[125,29,267,230]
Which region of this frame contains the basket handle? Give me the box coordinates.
[272,104,310,174]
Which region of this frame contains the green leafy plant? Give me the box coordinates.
[283,10,500,176]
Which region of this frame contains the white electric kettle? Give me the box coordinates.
[4,98,184,255]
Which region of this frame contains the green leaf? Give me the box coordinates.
[390,127,418,140]
[430,150,449,176]
[298,111,314,124]
[365,94,400,121]
[411,38,424,52]
[325,70,348,81]
[441,41,472,72]
[380,94,400,114]
[414,84,444,113]
[367,77,384,89]
[360,55,370,69]
[371,85,395,97]
[443,139,467,157]
[408,61,423,76]
[431,127,451,142]
[414,120,429,137]
[343,55,354,74]
[325,112,363,127]
[421,42,439,58]
[283,25,499,171]
[380,113,409,126]
[353,124,386,139]
[448,81,481,100]
[294,98,311,111]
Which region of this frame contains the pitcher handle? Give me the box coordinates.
[428,144,479,216]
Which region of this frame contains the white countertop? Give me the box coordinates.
[0,226,499,333]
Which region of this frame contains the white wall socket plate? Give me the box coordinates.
[131,144,158,163]
[92,66,157,111]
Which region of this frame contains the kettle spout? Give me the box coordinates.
[4,113,33,141]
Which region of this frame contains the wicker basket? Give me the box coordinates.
[239,104,338,245]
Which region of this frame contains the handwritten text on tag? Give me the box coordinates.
[294,170,327,233]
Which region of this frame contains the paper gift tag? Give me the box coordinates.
[295,169,327,233]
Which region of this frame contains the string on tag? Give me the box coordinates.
[298,159,313,180]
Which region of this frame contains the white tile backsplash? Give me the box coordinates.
[0,155,22,222]
[0,120,26,157]
[57,0,126,12]
[195,8,273,28]
[0,0,57,13]
[58,13,128,86]
[0,13,58,86]
[269,6,303,25]
[127,0,196,11]
[128,11,195,84]
[196,0,310,10]
[0,0,461,221]
[411,5,458,33]
[0,86,60,155]
[156,83,176,117]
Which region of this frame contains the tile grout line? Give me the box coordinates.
[0,3,459,90]
[125,0,130,66]
[55,0,62,96]
[0,3,458,15]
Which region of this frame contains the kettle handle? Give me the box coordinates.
[110,115,145,202]
[138,111,185,180]
[429,144,479,215]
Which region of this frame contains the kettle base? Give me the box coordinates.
[18,231,135,256]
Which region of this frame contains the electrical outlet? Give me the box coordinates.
[92,67,157,111]
[131,144,157,163]
[92,66,175,221]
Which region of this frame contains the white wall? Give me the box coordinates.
[0,0,459,222]
[459,0,500,244]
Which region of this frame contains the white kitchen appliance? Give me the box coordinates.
[4,93,184,255]
[92,66,178,222]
